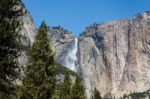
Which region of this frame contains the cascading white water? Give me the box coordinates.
[64,38,78,71]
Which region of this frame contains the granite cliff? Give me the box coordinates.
[77,12,150,98]
[18,11,37,67]
[48,26,77,71]
[19,11,150,98]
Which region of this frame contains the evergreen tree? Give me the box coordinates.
[93,88,102,99]
[0,0,24,98]
[71,76,85,99]
[20,21,56,99]
[60,71,72,99]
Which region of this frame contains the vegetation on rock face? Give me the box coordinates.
[92,88,102,99]
[71,76,86,99]
[50,26,71,34]
[59,71,72,99]
[0,0,24,98]
[53,70,85,99]
[55,63,76,76]
[122,89,150,99]
[20,21,56,99]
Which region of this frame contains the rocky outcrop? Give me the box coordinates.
[48,27,77,71]
[18,11,37,66]
[77,12,150,98]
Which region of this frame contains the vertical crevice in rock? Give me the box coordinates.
[113,32,120,69]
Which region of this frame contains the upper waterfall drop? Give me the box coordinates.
[64,38,78,71]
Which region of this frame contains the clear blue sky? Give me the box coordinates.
[23,0,150,36]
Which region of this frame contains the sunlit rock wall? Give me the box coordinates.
[77,12,150,98]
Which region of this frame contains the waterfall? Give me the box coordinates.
[64,38,78,71]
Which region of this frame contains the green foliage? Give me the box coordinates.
[60,71,72,99]
[93,88,102,99]
[20,21,56,99]
[55,63,76,76]
[53,65,77,99]
[0,0,24,97]
[71,76,85,99]
[122,89,150,99]
[51,26,70,33]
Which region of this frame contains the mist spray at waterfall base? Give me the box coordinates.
[64,38,78,71]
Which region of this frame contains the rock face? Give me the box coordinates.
[17,10,150,98]
[77,12,150,98]
[48,27,77,71]
[18,11,37,66]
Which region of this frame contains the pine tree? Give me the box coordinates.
[60,71,72,99]
[93,88,102,99]
[0,0,24,98]
[20,21,56,99]
[71,76,85,99]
